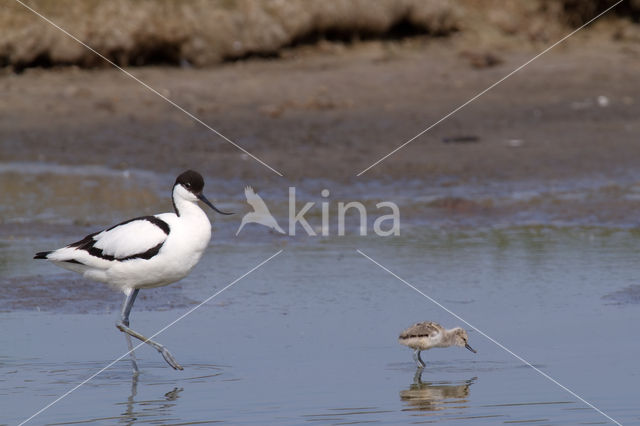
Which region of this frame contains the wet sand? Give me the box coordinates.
[2,30,640,233]
[2,29,639,183]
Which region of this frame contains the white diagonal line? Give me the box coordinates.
[13,0,283,177]
[356,249,622,426]
[19,249,283,426]
[356,0,624,176]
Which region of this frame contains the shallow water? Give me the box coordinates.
[1,165,639,425]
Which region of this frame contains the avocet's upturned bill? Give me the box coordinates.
[399,321,477,368]
[34,170,232,371]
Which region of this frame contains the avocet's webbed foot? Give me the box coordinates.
[116,321,184,370]
[413,349,425,368]
[160,347,182,371]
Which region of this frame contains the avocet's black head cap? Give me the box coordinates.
[175,170,205,194]
[174,170,232,215]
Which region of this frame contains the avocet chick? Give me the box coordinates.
[399,321,477,368]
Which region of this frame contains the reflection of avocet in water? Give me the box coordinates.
[400,372,477,412]
[399,321,477,368]
[236,186,285,235]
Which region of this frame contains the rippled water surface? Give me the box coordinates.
[1,165,639,425]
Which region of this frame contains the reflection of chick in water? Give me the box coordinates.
[400,370,476,412]
[121,373,184,425]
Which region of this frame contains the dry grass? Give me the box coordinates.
[0,0,635,69]
[0,0,458,69]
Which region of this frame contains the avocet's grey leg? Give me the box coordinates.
[116,289,183,371]
[119,289,139,373]
[125,333,139,374]
[413,366,424,384]
[413,349,425,368]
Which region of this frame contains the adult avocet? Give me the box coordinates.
[399,321,477,368]
[35,170,231,371]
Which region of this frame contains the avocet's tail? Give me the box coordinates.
[34,251,52,259]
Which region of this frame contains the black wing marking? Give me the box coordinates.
[68,216,170,262]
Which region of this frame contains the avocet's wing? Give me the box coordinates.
[399,322,443,339]
[244,186,271,214]
[40,216,170,265]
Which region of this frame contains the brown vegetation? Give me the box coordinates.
[0,0,636,70]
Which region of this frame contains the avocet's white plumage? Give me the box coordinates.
[45,217,169,288]
[35,170,231,371]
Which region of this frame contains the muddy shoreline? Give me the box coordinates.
[2,18,640,236]
[2,29,640,181]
